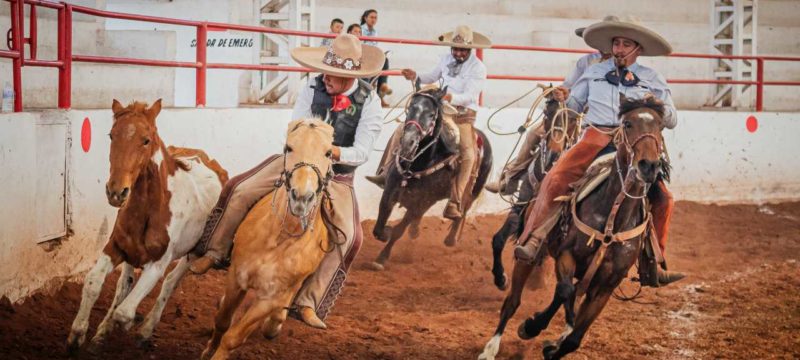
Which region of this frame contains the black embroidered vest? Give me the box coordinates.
[309,74,372,174]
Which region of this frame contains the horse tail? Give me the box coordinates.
[472,130,493,198]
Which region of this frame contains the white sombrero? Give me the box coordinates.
[582,15,672,56]
[290,34,385,78]
[435,25,491,49]
[574,15,620,38]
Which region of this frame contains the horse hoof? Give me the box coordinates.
[444,237,457,247]
[517,316,544,340]
[542,340,559,360]
[494,273,508,291]
[135,336,154,349]
[367,262,385,271]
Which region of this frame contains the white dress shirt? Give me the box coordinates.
[417,52,487,112]
[562,52,603,89]
[292,78,383,167]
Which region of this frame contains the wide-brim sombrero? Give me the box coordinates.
[291,34,385,78]
[582,16,672,56]
[434,25,491,49]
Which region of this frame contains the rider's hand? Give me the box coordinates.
[442,93,453,102]
[401,69,417,81]
[643,92,664,105]
[553,86,570,102]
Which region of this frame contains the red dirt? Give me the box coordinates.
[1,201,799,359]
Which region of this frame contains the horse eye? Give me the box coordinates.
[325,149,332,158]
[284,145,293,153]
[143,138,150,145]
[624,120,632,129]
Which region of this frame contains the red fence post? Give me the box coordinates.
[755,58,764,112]
[476,48,484,106]
[196,22,207,107]
[58,4,73,109]
[10,0,23,112]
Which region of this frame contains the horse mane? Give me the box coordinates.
[113,101,150,120]
[618,97,665,119]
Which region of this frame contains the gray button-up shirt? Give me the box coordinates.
[567,58,677,129]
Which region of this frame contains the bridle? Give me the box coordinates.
[394,91,442,176]
[614,119,663,199]
[273,149,334,237]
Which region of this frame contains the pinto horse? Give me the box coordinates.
[201,119,336,360]
[490,89,581,290]
[369,85,492,270]
[480,96,667,360]
[67,100,228,353]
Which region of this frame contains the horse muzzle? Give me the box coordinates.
[288,189,317,227]
[635,159,662,183]
[105,182,131,208]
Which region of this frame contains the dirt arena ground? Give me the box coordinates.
[1,201,799,359]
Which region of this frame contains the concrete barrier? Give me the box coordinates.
[0,106,798,301]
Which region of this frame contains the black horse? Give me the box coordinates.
[490,93,581,290]
[369,84,493,270]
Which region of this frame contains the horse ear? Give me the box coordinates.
[112,99,124,115]
[414,78,421,92]
[146,99,162,120]
[619,93,628,104]
[440,85,449,98]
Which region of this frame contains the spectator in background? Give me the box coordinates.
[321,18,344,47]
[360,9,392,106]
[347,23,362,37]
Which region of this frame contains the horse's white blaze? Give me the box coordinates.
[124,123,136,139]
[637,112,655,122]
[478,335,502,360]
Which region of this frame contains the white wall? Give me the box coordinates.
[1,106,799,301]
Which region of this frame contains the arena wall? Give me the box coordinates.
[1,107,798,301]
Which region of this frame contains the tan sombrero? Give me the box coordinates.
[582,15,672,56]
[290,34,385,78]
[575,15,619,38]
[435,25,491,49]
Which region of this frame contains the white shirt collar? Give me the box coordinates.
[341,79,359,96]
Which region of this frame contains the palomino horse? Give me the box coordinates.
[201,119,335,360]
[67,100,228,353]
[370,85,493,270]
[490,89,581,290]
[480,96,666,360]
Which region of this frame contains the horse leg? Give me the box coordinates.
[518,252,575,341]
[372,206,423,271]
[260,288,298,340]
[137,256,190,345]
[209,298,275,360]
[89,262,134,348]
[542,283,616,360]
[491,211,521,290]
[478,260,535,360]
[67,254,115,354]
[202,269,246,360]
[372,188,397,242]
[444,216,465,247]
[112,257,170,331]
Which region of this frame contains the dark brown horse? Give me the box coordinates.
[480,95,666,360]
[369,85,493,270]
[490,90,582,290]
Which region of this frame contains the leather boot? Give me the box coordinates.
[299,306,327,329]
[652,268,686,287]
[189,254,222,275]
[443,201,462,220]
[484,179,503,194]
[514,236,542,263]
[365,174,386,188]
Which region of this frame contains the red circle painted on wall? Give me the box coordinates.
[81,117,91,152]
[745,115,758,133]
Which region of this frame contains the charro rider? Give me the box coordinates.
[514,16,685,286]
[366,25,490,220]
[484,16,617,195]
[189,34,384,328]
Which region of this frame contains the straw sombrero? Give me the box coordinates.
[574,15,619,38]
[290,34,385,78]
[435,25,491,49]
[582,16,672,56]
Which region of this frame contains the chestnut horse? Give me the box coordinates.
[480,96,667,360]
[201,119,336,360]
[67,99,228,353]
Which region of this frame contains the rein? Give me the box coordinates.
[273,153,334,238]
[570,122,663,298]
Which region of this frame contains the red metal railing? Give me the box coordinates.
[2,0,800,112]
